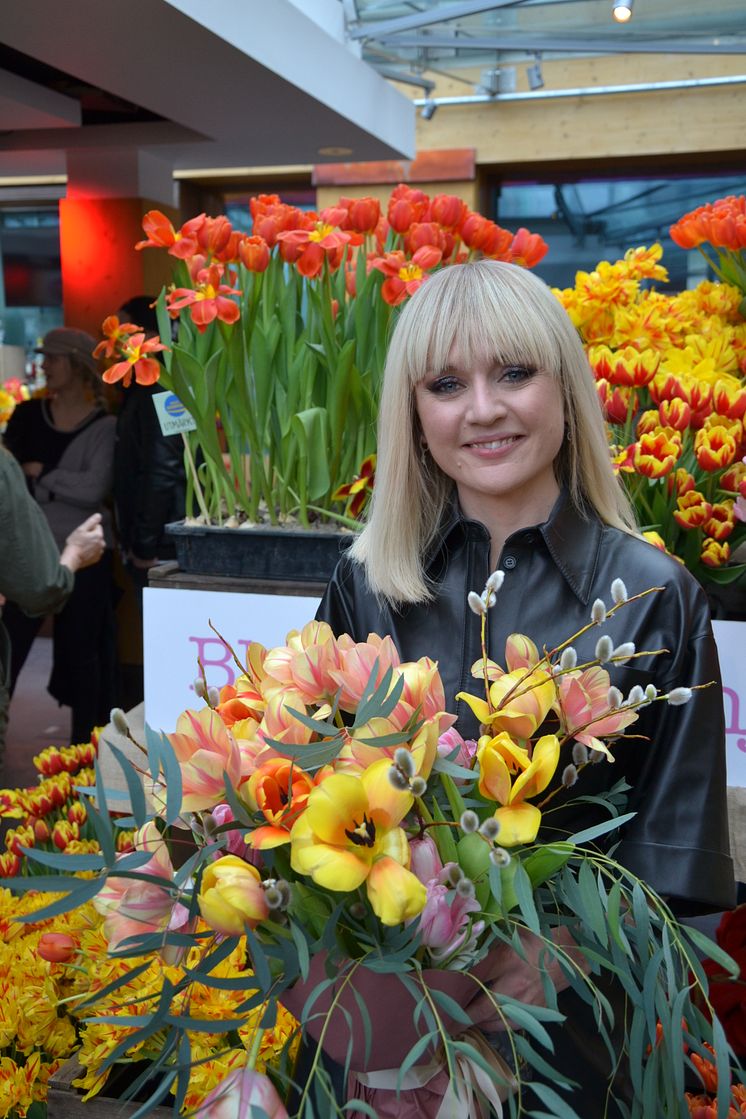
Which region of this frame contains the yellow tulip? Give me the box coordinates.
[458,667,556,739]
[290,759,426,926]
[477,734,560,847]
[198,856,269,936]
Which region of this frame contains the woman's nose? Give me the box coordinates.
[467,380,506,424]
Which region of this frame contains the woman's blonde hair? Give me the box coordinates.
[350,259,637,603]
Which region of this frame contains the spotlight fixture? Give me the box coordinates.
[612,0,633,21]
[420,100,437,120]
[527,56,544,91]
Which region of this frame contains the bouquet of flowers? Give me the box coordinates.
[93,187,547,529]
[555,243,746,584]
[5,576,743,1118]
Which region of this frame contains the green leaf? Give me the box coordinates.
[430,987,473,1028]
[105,740,148,827]
[20,847,104,872]
[684,925,740,978]
[13,876,103,921]
[523,844,573,888]
[565,811,636,846]
[577,860,608,947]
[527,1081,584,1119]
[291,407,331,502]
[513,861,541,933]
[398,1031,437,1089]
[264,736,343,771]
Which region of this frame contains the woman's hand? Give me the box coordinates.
[60,513,105,572]
[22,461,44,479]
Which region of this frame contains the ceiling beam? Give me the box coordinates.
[371,32,746,54]
[348,0,530,41]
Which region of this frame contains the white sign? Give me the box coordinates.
[143,587,321,732]
[152,391,198,436]
[713,620,746,788]
[143,589,745,786]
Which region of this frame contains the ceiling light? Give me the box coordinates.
[527,56,544,91]
[420,100,437,120]
[612,0,633,22]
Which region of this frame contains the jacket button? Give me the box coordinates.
[503,554,517,570]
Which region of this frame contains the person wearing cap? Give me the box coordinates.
[1,326,119,745]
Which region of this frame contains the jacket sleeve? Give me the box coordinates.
[316,556,364,639]
[36,416,116,511]
[618,585,735,913]
[130,397,184,559]
[0,450,73,615]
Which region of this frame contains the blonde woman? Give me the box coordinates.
[318,260,733,1113]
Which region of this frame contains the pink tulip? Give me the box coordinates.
[418,865,484,962]
[331,633,401,710]
[196,1067,288,1119]
[558,666,638,757]
[437,728,478,768]
[262,621,343,704]
[167,707,243,812]
[409,834,443,884]
[94,821,194,960]
[209,803,260,863]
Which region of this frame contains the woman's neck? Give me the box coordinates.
[48,387,97,431]
[458,479,561,567]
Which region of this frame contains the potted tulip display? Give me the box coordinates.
[96,187,548,581]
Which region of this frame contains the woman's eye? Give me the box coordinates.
[428,376,462,394]
[501,365,534,383]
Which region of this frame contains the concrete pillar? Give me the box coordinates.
[59,148,179,337]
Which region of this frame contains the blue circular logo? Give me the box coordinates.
[165,394,187,418]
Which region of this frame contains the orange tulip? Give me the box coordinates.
[387,184,429,233]
[340,195,381,234]
[701,538,731,567]
[238,234,270,273]
[38,933,76,963]
[673,491,712,530]
[428,193,468,229]
[167,262,241,333]
[247,757,316,849]
[276,220,351,278]
[101,331,167,388]
[633,430,682,478]
[368,246,442,306]
[136,210,205,258]
[509,227,549,268]
[694,426,737,472]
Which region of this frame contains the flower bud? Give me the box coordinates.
[410,776,427,798]
[562,764,578,788]
[349,901,367,920]
[627,685,644,705]
[611,578,628,604]
[482,590,496,609]
[489,846,511,868]
[595,635,614,663]
[591,599,607,624]
[666,687,693,706]
[445,863,464,887]
[460,809,479,834]
[456,877,476,900]
[38,932,76,963]
[110,707,129,735]
[589,746,606,764]
[393,747,415,778]
[388,766,410,791]
[409,835,443,884]
[612,642,635,661]
[207,686,220,708]
[479,817,500,842]
[194,677,208,700]
[607,685,623,709]
[485,570,505,595]
[644,684,658,703]
[572,742,589,766]
[559,647,577,671]
[468,591,486,616]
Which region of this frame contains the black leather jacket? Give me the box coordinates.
[318,489,735,913]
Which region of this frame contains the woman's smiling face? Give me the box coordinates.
[414,345,566,524]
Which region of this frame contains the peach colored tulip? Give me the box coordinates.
[167,707,243,812]
[331,633,401,711]
[198,855,269,936]
[557,667,638,759]
[196,1066,288,1119]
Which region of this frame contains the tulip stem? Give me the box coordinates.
[246,1025,264,1070]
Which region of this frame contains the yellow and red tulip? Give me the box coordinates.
[701,538,731,567]
[633,430,682,478]
[694,426,738,472]
[673,491,713,530]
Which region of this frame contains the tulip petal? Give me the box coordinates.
[494,802,542,847]
[305,773,368,845]
[456,692,492,725]
[367,856,427,925]
[361,758,413,829]
[511,734,560,801]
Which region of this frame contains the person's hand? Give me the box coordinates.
[465,927,590,1032]
[22,461,44,479]
[60,514,105,573]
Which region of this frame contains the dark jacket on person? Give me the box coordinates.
[113,384,186,561]
[319,488,735,914]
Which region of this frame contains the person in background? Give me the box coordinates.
[2,327,118,746]
[0,447,105,757]
[112,295,186,595]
